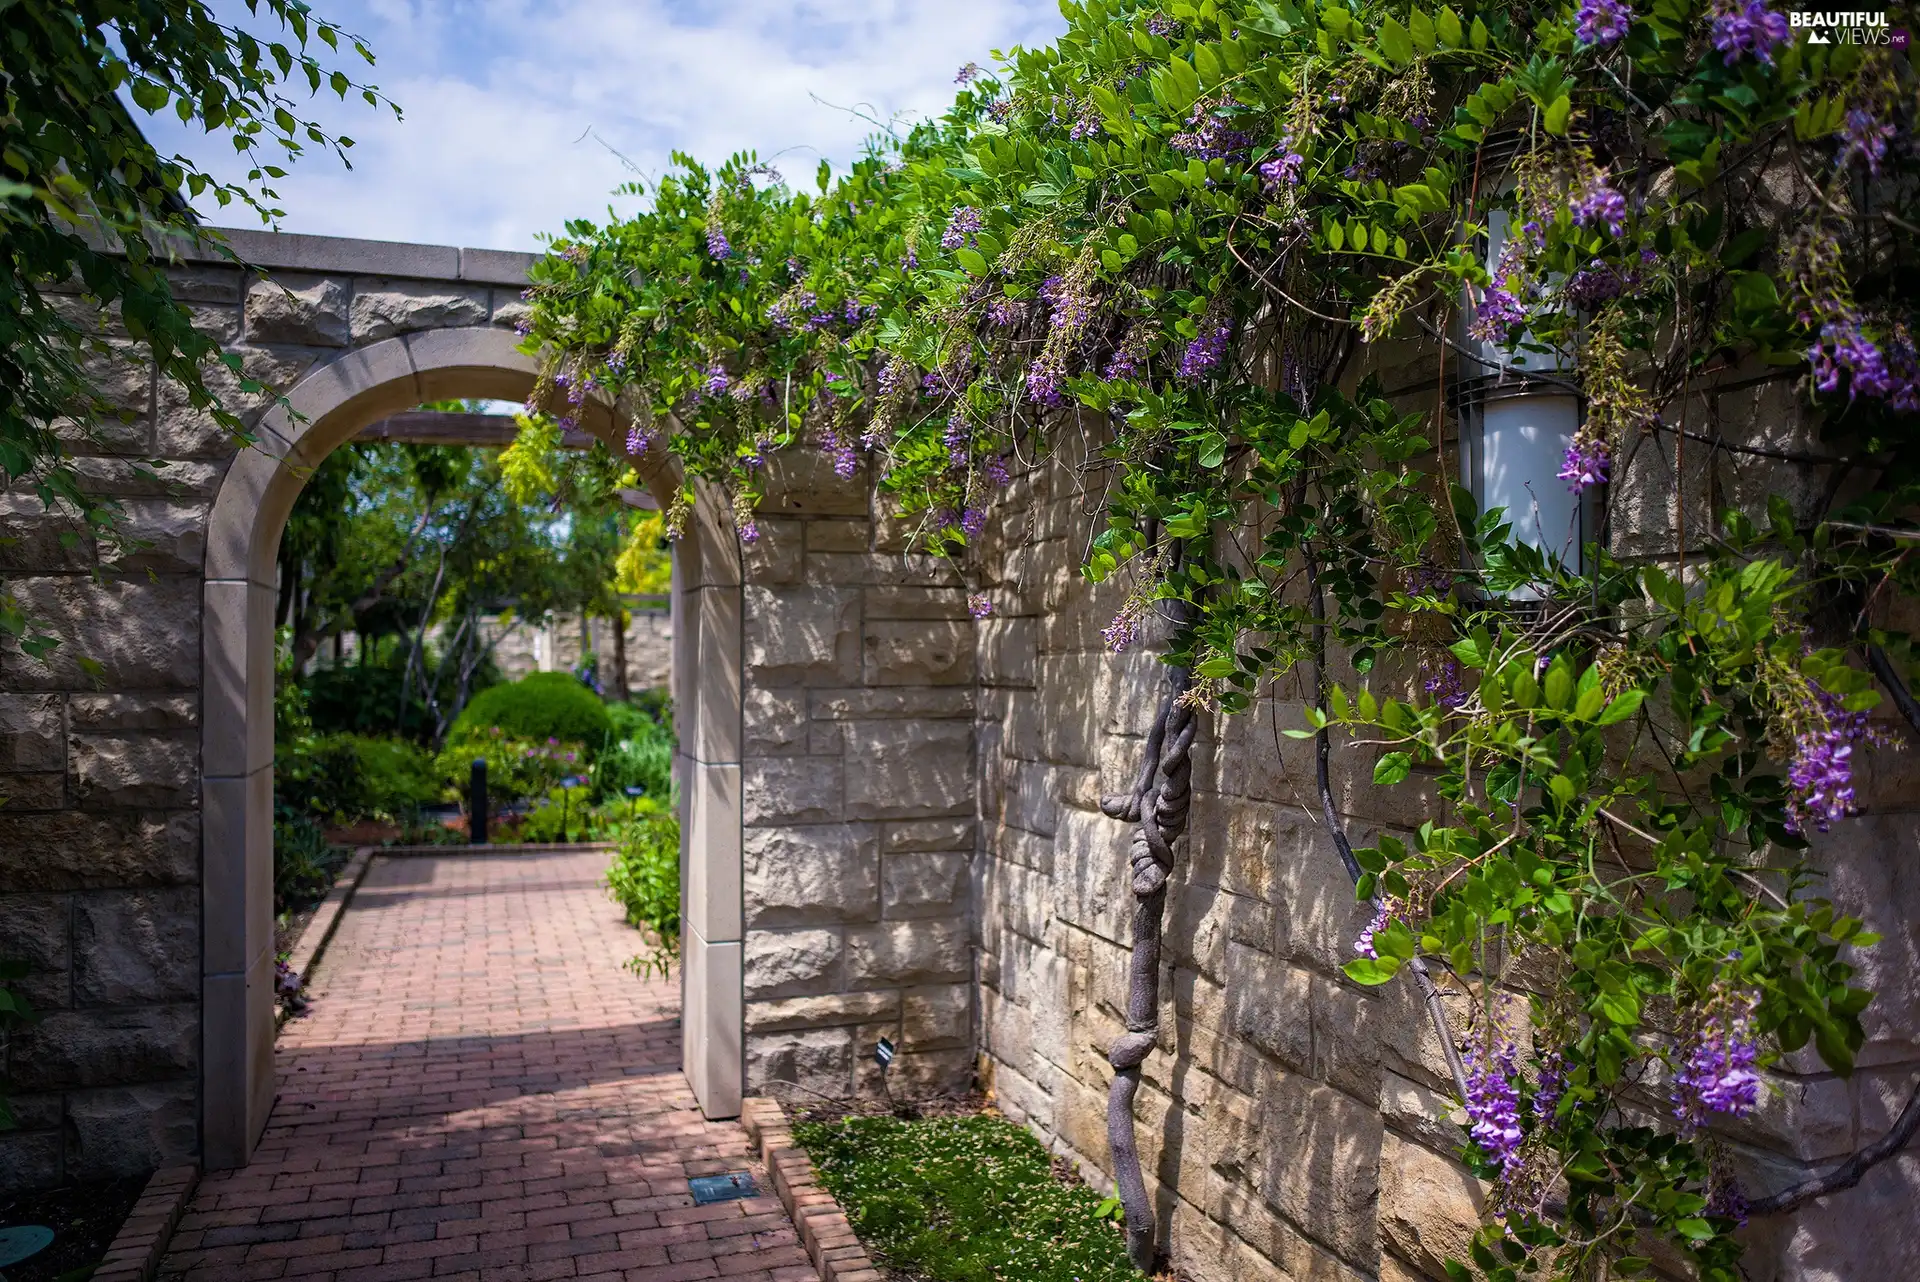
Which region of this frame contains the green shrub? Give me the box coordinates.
[300,644,502,742]
[273,811,346,914]
[793,1115,1135,1282]
[517,783,595,843]
[436,727,583,809]
[277,732,441,825]
[449,672,613,757]
[592,697,675,803]
[606,808,680,977]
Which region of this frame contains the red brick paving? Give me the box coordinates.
[161,851,813,1282]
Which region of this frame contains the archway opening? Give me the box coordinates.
[199,326,741,1168]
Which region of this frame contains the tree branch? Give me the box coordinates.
[1748,1074,1920,1215]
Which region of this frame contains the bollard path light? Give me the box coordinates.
[469,758,489,845]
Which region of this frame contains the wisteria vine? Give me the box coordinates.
[517,2,1920,1278]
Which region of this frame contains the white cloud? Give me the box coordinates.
[138,0,1064,251]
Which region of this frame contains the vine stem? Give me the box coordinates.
[1303,549,1472,1105]
[1748,1074,1920,1215]
[1100,596,1197,1274]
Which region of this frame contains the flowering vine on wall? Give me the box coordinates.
[518,1,1919,1277]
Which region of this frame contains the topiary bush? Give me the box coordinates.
[447,671,613,755]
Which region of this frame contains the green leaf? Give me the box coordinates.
[1596,689,1646,725]
[1377,17,1414,66]
[1435,6,1462,46]
[1470,15,1489,49]
[1343,955,1406,985]
[1543,661,1573,712]
[1373,751,1412,787]
[954,247,988,275]
[1408,9,1437,52]
[1543,95,1572,136]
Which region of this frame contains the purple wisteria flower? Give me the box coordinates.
[1566,260,1629,310]
[1259,141,1305,191]
[737,518,760,545]
[1171,99,1253,161]
[1572,174,1629,236]
[967,593,994,619]
[1406,564,1455,597]
[1103,600,1145,652]
[1353,902,1391,958]
[1574,0,1632,45]
[625,425,654,456]
[1146,14,1182,38]
[823,431,859,480]
[1672,988,1761,1132]
[1558,435,1611,491]
[1069,106,1104,142]
[1464,1042,1527,1177]
[1422,656,1467,709]
[941,205,984,251]
[955,62,983,85]
[1178,325,1230,380]
[1840,109,1897,175]
[703,364,730,397]
[984,455,1012,487]
[944,415,971,469]
[986,297,1025,328]
[1026,352,1067,406]
[961,508,987,538]
[1710,0,1789,65]
[1470,284,1527,343]
[1533,1051,1566,1122]
[1806,317,1919,405]
[705,222,732,260]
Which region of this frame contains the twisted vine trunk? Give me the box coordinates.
[1100,632,1197,1273]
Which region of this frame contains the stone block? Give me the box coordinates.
[71,457,225,499]
[902,984,970,1049]
[748,1028,852,1098]
[744,823,880,927]
[847,920,969,987]
[803,553,962,588]
[743,757,843,824]
[0,695,64,771]
[0,773,63,810]
[10,1006,197,1090]
[71,735,196,809]
[489,288,531,331]
[979,615,1037,687]
[164,264,245,304]
[67,695,196,733]
[746,990,900,1033]
[760,449,870,516]
[1223,946,1313,1074]
[1378,1130,1485,1279]
[66,1082,199,1180]
[890,1046,974,1096]
[245,275,349,345]
[73,887,198,1005]
[0,894,73,1009]
[1053,806,1132,947]
[1258,1074,1383,1263]
[348,279,489,342]
[744,585,860,685]
[0,577,198,692]
[744,928,843,998]
[883,819,973,853]
[744,687,807,755]
[863,586,969,619]
[863,620,974,686]
[882,852,968,919]
[0,496,95,572]
[0,811,196,891]
[844,721,971,820]
[1001,760,1058,837]
[102,501,207,574]
[805,519,870,553]
[810,688,974,720]
[741,518,804,584]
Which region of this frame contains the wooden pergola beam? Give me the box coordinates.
[355,410,598,450]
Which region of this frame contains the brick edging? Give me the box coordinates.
[741,1098,882,1282]
[92,1164,198,1282]
[283,845,377,987]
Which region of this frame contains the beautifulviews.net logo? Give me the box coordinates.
[1788,10,1905,45]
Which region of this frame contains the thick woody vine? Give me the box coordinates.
[519,3,1920,1278]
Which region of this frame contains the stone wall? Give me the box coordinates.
[328,607,675,694]
[0,231,534,1184]
[965,371,1920,1280]
[734,453,978,1102]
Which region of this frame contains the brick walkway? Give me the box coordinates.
[160,850,813,1282]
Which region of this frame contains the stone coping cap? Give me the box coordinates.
[172,227,534,286]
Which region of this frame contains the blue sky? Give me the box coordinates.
[138,1,1066,252]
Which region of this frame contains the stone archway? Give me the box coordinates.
[198,322,743,1166]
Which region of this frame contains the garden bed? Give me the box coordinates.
[785,1097,1143,1282]
[0,1172,148,1281]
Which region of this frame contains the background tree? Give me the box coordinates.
[1,0,393,656]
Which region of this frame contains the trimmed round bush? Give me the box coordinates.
[449,672,613,756]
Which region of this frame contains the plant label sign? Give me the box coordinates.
[874,1037,895,1069]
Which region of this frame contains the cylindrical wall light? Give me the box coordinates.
[1455,207,1592,593]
